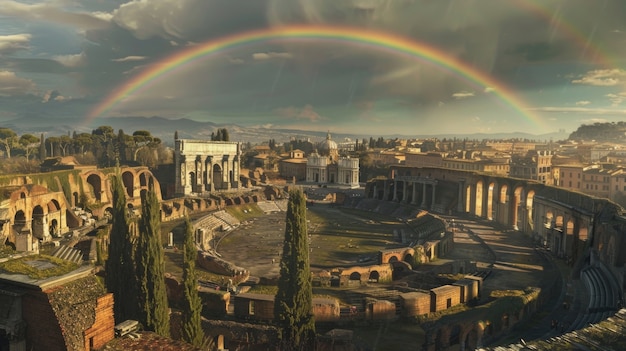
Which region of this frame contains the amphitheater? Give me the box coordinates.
[2,164,625,350]
[190,167,626,350]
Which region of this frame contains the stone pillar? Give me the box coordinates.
[430,183,437,210]
[209,157,215,192]
[411,181,418,205]
[392,180,399,201]
[373,183,378,199]
[224,155,231,191]
[383,180,389,201]
[457,181,465,213]
[421,182,427,207]
[403,180,408,203]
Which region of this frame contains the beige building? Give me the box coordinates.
[442,158,510,175]
[581,166,611,199]
[509,151,553,184]
[557,165,584,192]
[405,152,445,168]
[279,149,307,181]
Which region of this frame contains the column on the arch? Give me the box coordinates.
[373,183,378,200]
[421,182,427,208]
[224,155,231,191]
[208,156,214,192]
[411,181,418,205]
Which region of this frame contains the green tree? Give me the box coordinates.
[136,180,170,337]
[0,128,17,158]
[274,188,316,350]
[181,215,204,346]
[105,172,138,323]
[18,134,39,160]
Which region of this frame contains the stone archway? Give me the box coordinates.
[403,253,413,264]
[213,164,223,190]
[13,210,26,234]
[122,171,134,197]
[87,174,102,202]
[139,172,148,187]
[464,328,479,350]
[349,272,361,284]
[368,271,380,282]
[32,205,48,240]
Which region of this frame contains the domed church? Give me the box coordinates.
[306,132,359,187]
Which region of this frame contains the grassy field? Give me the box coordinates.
[306,205,409,267]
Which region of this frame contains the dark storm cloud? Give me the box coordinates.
[3,0,625,134]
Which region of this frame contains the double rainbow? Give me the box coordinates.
[87,25,545,128]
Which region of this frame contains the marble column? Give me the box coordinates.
[421,182,427,208]
[411,181,418,205]
[392,180,399,201]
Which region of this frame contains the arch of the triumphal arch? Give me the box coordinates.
[174,137,241,196]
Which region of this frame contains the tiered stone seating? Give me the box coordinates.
[52,245,83,264]
[257,201,282,214]
[275,199,288,211]
[572,266,618,330]
[213,210,240,230]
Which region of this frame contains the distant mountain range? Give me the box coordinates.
[5,115,571,145]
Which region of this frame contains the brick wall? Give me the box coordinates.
[430,285,461,312]
[83,293,114,351]
[401,292,431,316]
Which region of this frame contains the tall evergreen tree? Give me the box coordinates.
[105,172,138,323]
[274,188,316,350]
[181,215,205,346]
[136,180,170,336]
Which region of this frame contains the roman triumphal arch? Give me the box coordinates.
[174,134,241,196]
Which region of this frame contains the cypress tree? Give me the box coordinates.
[274,188,316,350]
[136,179,170,336]
[105,172,138,323]
[181,215,205,346]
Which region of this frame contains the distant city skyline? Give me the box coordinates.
[1,0,625,135]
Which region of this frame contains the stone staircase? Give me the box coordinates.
[52,245,84,264]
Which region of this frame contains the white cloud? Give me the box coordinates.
[252,52,293,60]
[42,90,68,103]
[53,52,86,67]
[112,55,147,62]
[575,100,591,106]
[228,57,244,64]
[452,91,475,99]
[529,106,626,114]
[0,1,111,29]
[0,34,31,55]
[606,92,626,106]
[572,69,626,86]
[0,71,36,96]
[484,87,494,93]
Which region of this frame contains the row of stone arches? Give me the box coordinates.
[85,169,154,203]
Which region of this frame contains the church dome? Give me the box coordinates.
[319,132,338,152]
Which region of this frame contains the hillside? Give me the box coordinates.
[569,122,626,142]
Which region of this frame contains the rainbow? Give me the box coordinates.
[87,25,545,128]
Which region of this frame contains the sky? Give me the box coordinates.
[0,0,625,136]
